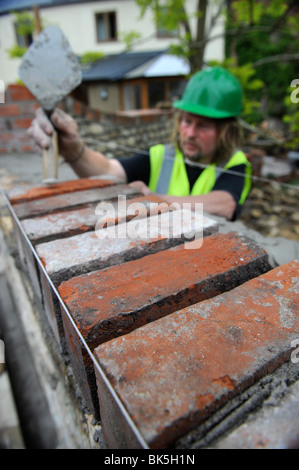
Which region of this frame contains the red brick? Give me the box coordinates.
[36,201,216,352]
[58,232,270,416]
[8,84,35,101]
[12,183,140,219]
[21,194,169,244]
[37,208,217,351]
[8,177,116,205]
[14,118,36,129]
[21,145,34,152]
[93,260,299,449]
[36,207,218,284]
[0,133,14,141]
[0,104,20,116]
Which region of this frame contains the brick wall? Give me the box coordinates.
[5,177,299,449]
[0,84,173,156]
[0,85,38,153]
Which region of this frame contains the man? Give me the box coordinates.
[28,66,252,220]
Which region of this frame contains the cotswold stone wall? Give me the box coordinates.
[76,114,174,159]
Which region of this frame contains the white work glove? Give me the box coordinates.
[27,107,84,163]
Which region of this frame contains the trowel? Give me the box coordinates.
[19,25,82,183]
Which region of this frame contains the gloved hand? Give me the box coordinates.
[28,107,84,162]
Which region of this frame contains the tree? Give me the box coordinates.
[136,0,222,73]
[7,11,36,58]
[136,0,299,127]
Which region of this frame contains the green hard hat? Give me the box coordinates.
[173,66,242,118]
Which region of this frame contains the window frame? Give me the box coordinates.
[156,7,179,39]
[95,11,117,43]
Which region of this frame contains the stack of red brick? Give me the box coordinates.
[0,84,38,153]
[5,177,299,449]
[0,84,99,154]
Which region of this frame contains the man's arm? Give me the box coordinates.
[162,191,236,220]
[67,144,127,180]
[129,181,236,220]
[28,108,127,181]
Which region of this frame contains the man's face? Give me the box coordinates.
[179,112,218,162]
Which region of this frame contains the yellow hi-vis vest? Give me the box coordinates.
[148,144,252,205]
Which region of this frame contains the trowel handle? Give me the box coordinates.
[42,113,59,184]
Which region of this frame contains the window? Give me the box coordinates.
[157,7,179,38]
[14,20,33,47]
[148,81,165,108]
[124,84,142,110]
[96,12,117,42]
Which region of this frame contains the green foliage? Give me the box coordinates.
[226,1,299,124]
[81,51,105,65]
[13,11,35,36]
[136,0,187,26]
[208,58,264,124]
[230,0,287,25]
[169,33,192,60]
[119,31,142,51]
[7,44,27,58]
[7,11,36,59]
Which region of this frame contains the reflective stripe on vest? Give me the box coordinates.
[149,144,252,204]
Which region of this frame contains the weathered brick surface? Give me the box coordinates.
[58,232,270,416]
[7,173,298,449]
[12,184,140,219]
[36,208,218,285]
[93,260,299,449]
[21,194,171,244]
[7,177,115,205]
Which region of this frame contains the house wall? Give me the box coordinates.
[88,82,120,113]
[0,0,224,88]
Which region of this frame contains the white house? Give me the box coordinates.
[0,0,225,111]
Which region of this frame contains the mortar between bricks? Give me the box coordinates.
[58,232,271,417]
[93,260,299,449]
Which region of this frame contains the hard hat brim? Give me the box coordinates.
[173,100,241,119]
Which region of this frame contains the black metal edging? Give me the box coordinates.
[0,271,58,449]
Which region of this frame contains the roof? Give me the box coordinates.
[82,51,190,82]
[0,0,88,14]
[82,50,164,82]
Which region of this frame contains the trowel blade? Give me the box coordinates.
[19,25,82,111]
